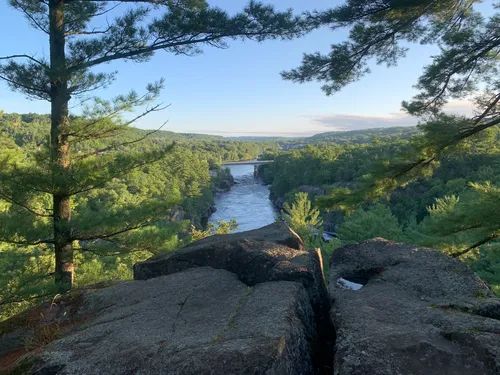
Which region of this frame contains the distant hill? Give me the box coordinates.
[225,127,421,145]
[225,136,297,142]
[0,112,419,147]
[306,126,420,144]
[133,128,224,142]
[0,112,225,146]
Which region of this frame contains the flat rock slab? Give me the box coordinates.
[133,221,308,284]
[329,239,500,375]
[133,222,329,333]
[7,267,317,375]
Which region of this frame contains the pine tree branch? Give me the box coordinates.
[67,91,159,138]
[0,55,48,67]
[121,104,169,128]
[420,39,500,112]
[65,25,113,36]
[472,93,500,125]
[66,1,122,25]
[325,113,500,210]
[461,115,500,139]
[0,191,52,218]
[69,78,112,97]
[68,0,181,4]
[451,235,499,258]
[10,0,49,34]
[439,222,484,236]
[72,102,169,143]
[74,117,170,161]
[392,114,500,180]
[68,146,172,196]
[0,74,50,98]
[72,221,152,241]
[74,244,149,257]
[0,238,54,246]
[68,28,297,74]
[0,292,55,306]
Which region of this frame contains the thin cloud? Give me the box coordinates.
[304,112,416,131]
[305,100,475,131]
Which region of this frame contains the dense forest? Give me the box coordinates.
[259,125,500,295]
[0,112,275,320]
[1,0,499,328]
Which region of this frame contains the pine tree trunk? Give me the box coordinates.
[49,0,73,290]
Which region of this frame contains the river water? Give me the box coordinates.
[209,164,278,233]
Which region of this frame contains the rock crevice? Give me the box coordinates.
[3,226,500,375]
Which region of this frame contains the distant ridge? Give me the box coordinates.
[225,126,420,144]
[306,126,419,144]
[0,112,419,144]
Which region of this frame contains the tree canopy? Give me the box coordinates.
[284,0,499,169]
[0,111,273,320]
[280,0,500,258]
[0,0,308,290]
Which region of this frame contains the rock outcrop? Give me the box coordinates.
[134,223,330,325]
[329,238,500,375]
[1,223,330,375]
[2,268,318,375]
[134,221,333,372]
[3,227,500,375]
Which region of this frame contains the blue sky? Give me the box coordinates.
[0,0,476,136]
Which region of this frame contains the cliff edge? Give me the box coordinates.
[1,224,500,374]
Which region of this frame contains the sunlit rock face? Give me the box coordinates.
[134,222,329,327]
[0,222,331,375]
[20,268,318,375]
[329,238,500,375]
[134,221,334,372]
[3,228,500,375]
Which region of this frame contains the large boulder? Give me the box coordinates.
[329,239,500,375]
[133,221,308,285]
[2,268,318,375]
[134,222,333,372]
[134,222,329,332]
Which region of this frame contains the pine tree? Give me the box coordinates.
[283,0,499,164]
[282,192,322,238]
[0,0,307,291]
[284,0,500,256]
[337,204,404,243]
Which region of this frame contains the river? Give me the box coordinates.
[209,164,278,233]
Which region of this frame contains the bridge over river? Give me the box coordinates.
[221,160,273,178]
[221,160,273,166]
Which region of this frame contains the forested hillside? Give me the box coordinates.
[260,126,500,295]
[0,112,275,163]
[0,111,275,320]
[306,126,420,144]
[2,0,499,335]
[272,0,500,297]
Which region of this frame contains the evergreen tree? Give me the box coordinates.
[337,204,404,243]
[283,0,499,172]
[0,111,272,319]
[0,0,307,290]
[282,192,322,238]
[284,0,500,256]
